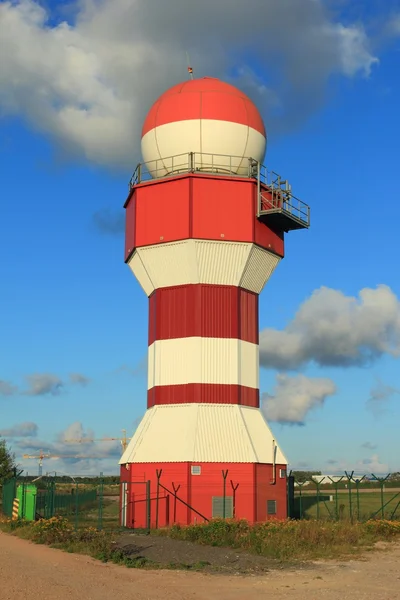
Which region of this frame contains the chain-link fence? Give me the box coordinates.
[1,471,399,530]
[288,471,400,521]
[1,474,123,531]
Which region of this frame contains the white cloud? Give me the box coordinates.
[359,454,390,474]
[384,14,400,37]
[260,285,400,370]
[69,372,91,386]
[334,24,378,77]
[366,380,400,417]
[18,421,122,475]
[0,422,38,438]
[326,454,390,475]
[0,379,17,396]
[0,372,91,397]
[261,373,337,424]
[23,373,63,396]
[0,0,379,168]
[92,209,125,236]
[57,421,95,443]
[361,441,378,450]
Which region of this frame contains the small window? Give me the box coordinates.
[212,496,233,518]
[191,465,201,475]
[267,500,277,515]
[279,469,287,479]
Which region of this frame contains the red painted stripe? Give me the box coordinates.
[147,384,259,409]
[142,79,265,137]
[148,285,258,345]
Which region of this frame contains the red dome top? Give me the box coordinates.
[142,77,265,137]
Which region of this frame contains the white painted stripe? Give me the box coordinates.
[128,240,281,295]
[119,404,288,465]
[141,120,266,178]
[147,337,259,390]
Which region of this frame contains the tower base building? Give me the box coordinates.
[119,78,309,528]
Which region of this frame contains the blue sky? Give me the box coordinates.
[0,0,399,475]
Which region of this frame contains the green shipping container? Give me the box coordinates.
[16,484,37,521]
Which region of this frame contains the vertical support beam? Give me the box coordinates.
[146,480,151,531]
[222,470,228,519]
[98,471,104,531]
[230,480,239,519]
[155,469,162,529]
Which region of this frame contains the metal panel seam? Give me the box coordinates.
[238,406,258,462]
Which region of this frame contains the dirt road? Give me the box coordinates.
[1,532,399,600]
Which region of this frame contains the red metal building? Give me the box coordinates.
[119,77,310,528]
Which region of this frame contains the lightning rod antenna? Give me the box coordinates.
[186,51,194,80]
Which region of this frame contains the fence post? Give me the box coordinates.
[355,476,365,521]
[146,480,151,531]
[345,471,354,522]
[155,469,162,529]
[222,470,228,519]
[172,482,180,523]
[297,481,306,519]
[371,473,390,519]
[328,476,344,520]
[50,480,55,518]
[312,477,325,520]
[98,472,104,531]
[230,480,239,519]
[74,482,79,531]
[21,481,26,519]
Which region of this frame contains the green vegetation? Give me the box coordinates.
[0,438,16,484]
[1,515,399,568]
[158,518,400,561]
[0,516,210,570]
[291,470,322,482]
[295,490,400,521]
[20,475,120,486]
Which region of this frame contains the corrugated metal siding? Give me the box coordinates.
[239,340,259,389]
[147,384,259,408]
[239,245,281,294]
[239,288,259,344]
[119,404,287,464]
[132,240,279,293]
[241,408,288,464]
[239,386,260,408]
[147,337,258,388]
[148,285,258,344]
[193,404,255,462]
[127,252,154,296]
[195,240,251,285]
[198,285,238,340]
[148,292,156,346]
[137,240,198,289]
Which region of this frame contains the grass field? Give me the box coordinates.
[53,483,119,496]
[48,497,121,530]
[294,490,400,520]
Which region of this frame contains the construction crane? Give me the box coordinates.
[63,429,131,453]
[22,451,100,477]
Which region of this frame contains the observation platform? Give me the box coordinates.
[128,152,310,233]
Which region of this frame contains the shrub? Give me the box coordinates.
[157,518,400,560]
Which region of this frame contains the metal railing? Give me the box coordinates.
[129,152,256,187]
[257,168,310,228]
[128,151,310,229]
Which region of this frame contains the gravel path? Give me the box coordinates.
[1,531,399,599]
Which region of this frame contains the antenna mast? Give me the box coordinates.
[186,51,194,80]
